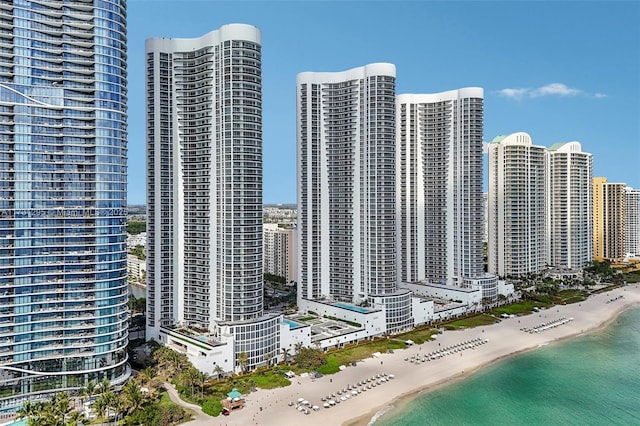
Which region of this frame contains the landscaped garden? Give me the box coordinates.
[443,314,500,330]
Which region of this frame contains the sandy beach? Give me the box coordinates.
[217,285,640,426]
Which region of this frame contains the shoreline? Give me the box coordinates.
[224,285,640,426]
[345,289,638,426]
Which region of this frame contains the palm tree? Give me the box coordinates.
[237,352,249,374]
[93,390,119,420]
[52,392,71,420]
[64,410,83,426]
[22,392,73,426]
[196,371,208,399]
[81,380,96,398]
[92,393,108,420]
[264,352,272,367]
[97,378,111,395]
[186,368,198,397]
[137,367,156,387]
[281,347,291,365]
[213,364,224,380]
[136,366,161,398]
[121,381,145,415]
[16,400,37,420]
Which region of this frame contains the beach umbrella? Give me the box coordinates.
[227,388,242,399]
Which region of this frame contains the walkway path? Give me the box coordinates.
[163,382,216,426]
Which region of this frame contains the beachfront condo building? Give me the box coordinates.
[0,0,130,410]
[296,63,415,332]
[488,132,547,278]
[297,63,398,303]
[625,187,640,256]
[483,192,488,244]
[546,142,593,269]
[396,89,494,295]
[146,24,280,373]
[593,177,626,260]
[263,224,297,285]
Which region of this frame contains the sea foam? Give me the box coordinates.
[368,405,395,425]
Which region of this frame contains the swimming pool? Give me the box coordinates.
[283,318,304,329]
[334,303,369,314]
[1,418,28,426]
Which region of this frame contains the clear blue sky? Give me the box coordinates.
[126,0,640,205]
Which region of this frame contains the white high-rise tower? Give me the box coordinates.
[625,187,640,256]
[546,142,593,269]
[146,24,279,373]
[296,63,398,304]
[396,89,488,289]
[488,132,547,277]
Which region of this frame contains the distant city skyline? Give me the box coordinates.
[126,1,640,204]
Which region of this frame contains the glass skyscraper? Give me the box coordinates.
[0,0,129,410]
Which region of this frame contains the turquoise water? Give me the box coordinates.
[334,303,370,313]
[2,419,27,426]
[375,307,640,426]
[283,318,304,329]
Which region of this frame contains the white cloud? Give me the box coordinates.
[530,83,583,97]
[497,88,529,100]
[496,83,605,100]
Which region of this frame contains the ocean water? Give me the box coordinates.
[374,307,640,426]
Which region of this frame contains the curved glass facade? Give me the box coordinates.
[0,0,129,410]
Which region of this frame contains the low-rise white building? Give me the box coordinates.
[400,281,483,305]
[127,255,146,282]
[164,281,515,377]
[126,232,146,249]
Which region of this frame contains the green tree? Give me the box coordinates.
[196,371,208,399]
[121,380,146,415]
[281,347,291,365]
[97,378,111,395]
[213,364,224,380]
[16,400,37,420]
[20,392,74,426]
[237,352,249,374]
[138,367,156,387]
[294,347,326,370]
[93,390,119,420]
[129,244,145,260]
[264,272,286,284]
[127,220,146,235]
